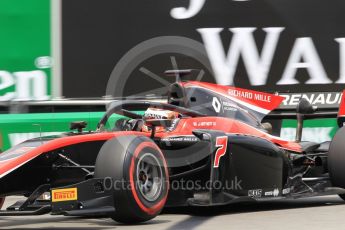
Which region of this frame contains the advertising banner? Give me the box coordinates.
[62,0,345,98]
[0,0,52,150]
[0,0,51,101]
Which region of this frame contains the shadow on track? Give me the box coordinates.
[0,196,344,229]
[162,196,345,230]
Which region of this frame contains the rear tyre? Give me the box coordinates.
[328,126,345,200]
[95,135,169,224]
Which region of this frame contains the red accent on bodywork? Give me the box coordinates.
[0,132,148,178]
[213,136,228,168]
[0,99,302,178]
[155,117,302,152]
[129,142,169,215]
[181,81,284,113]
[338,90,345,117]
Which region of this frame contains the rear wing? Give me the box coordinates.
[266,91,344,124]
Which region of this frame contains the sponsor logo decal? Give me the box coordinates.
[51,188,78,202]
[213,136,228,168]
[282,187,292,195]
[228,89,272,103]
[248,189,262,198]
[195,85,282,119]
[193,121,217,127]
[221,101,239,112]
[212,96,240,113]
[279,92,343,109]
[0,70,49,101]
[265,188,280,197]
[161,136,198,142]
[212,97,222,113]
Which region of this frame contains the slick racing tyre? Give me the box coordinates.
[95,135,169,223]
[328,126,345,201]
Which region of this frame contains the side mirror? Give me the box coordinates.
[296,98,316,115]
[295,99,316,142]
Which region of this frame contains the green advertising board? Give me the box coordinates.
[281,119,338,143]
[0,0,53,150]
[0,0,51,101]
[0,109,146,151]
[0,112,102,151]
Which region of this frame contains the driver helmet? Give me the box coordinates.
[142,107,180,132]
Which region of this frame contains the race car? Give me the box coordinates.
[1,69,345,223]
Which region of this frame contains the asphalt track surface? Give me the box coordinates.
[1,195,345,230]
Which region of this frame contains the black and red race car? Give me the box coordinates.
[1,70,345,223]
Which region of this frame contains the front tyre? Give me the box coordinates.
[95,135,169,223]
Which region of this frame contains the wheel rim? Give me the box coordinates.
[136,153,163,202]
